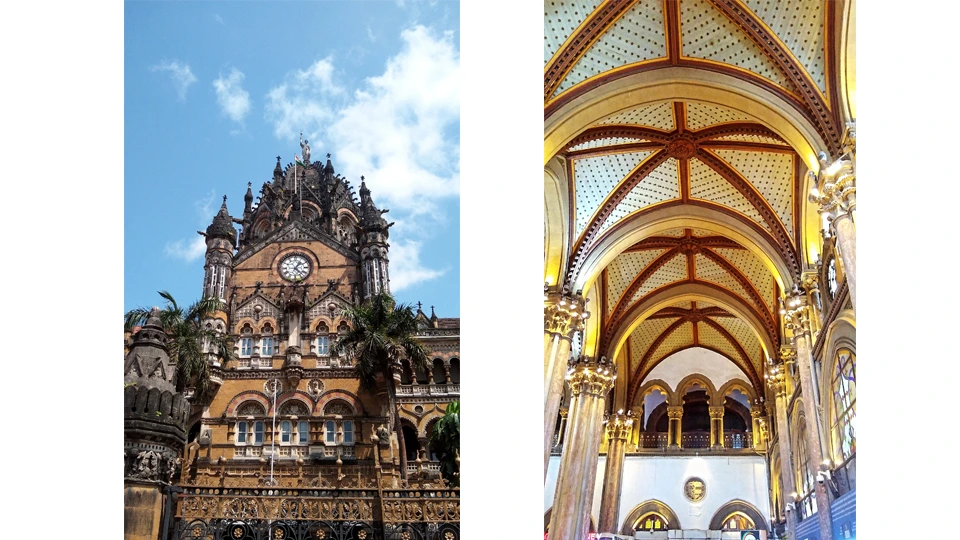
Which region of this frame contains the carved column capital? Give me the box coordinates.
[544,289,589,338]
[708,406,726,419]
[780,290,812,338]
[559,407,569,419]
[750,407,766,419]
[666,405,684,420]
[765,365,787,398]
[604,412,634,440]
[566,356,616,397]
[809,125,856,224]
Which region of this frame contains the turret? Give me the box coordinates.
[201,196,235,302]
[358,176,392,299]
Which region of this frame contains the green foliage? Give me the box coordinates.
[335,293,429,390]
[430,401,460,487]
[124,291,235,400]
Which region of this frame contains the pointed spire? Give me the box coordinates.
[205,195,236,242]
[324,153,335,176]
[274,155,283,180]
[244,182,254,214]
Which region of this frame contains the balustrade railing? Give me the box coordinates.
[396,384,460,396]
[635,431,753,451]
[406,461,442,475]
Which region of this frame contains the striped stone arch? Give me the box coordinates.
[270,391,314,416]
[225,391,272,417]
[708,499,769,531]
[675,373,718,405]
[716,378,758,407]
[418,406,447,438]
[233,318,258,335]
[618,499,682,534]
[314,389,364,416]
[398,407,419,429]
[634,379,676,407]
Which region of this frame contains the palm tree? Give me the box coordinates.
[336,293,428,481]
[429,400,460,487]
[124,291,235,400]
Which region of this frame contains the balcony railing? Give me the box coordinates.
[635,431,753,451]
[406,461,442,475]
[396,384,460,396]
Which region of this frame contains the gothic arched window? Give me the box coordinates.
[831,348,856,462]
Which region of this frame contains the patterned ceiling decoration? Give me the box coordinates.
[621,299,765,403]
[564,101,800,285]
[605,248,670,317]
[573,150,656,236]
[628,316,682,374]
[545,0,842,153]
[547,0,845,402]
[554,0,668,97]
[680,0,796,92]
[596,101,676,131]
[544,0,604,63]
[595,158,681,236]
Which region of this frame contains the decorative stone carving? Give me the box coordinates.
[544,288,589,338]
[566,356,616,397]
[307,380,325,399]
[325,401,354,416]
[604,412,633,440]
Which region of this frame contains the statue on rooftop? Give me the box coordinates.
[300,132,311,164]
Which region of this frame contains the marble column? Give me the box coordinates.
[784,295,834,540]
[544,290,588,479]
[549,357,615,540]
[769,371,798,540]
[555,408,569,448]
[709,406,725,449]
[598,412,633,534]
[811,133,856,309]
[666,405,683,448]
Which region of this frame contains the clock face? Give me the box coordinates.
[279,254,311,281]
[827,258,838,299]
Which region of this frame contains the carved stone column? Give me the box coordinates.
[780,346,797,397]
[549,357,615,540]
[750,406,767,451]
[544,288,588,477]
[768,368,798,540]
[598,411,633,533]
[708,406,725,449]
[810,126,856,308]
[555,407,569,449]
[666,405,683,448]
[783,293,834,540]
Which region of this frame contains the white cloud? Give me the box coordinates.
[213,68,251,125]
[213,13,224,25]
[366,26,376,42]
[151,59,197,101]
[164,235,207,262]
[264,25,459,288]
[389,239,445,291]
[265,57,343,142]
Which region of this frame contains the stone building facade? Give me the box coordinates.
[124,153,460,540]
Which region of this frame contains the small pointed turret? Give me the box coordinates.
[274,155,283,181]
[244,182,254,214]
[205,196,236,244]
[324,153,335,177]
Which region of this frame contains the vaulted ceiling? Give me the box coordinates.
[544,0,853,404]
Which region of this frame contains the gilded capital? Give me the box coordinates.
[604,412,634,440]
[809,124,856,224]
[666,405,684,420]
[708,406,725,419]
[558,407,568,419]
[765,364,787,397]
[750,407,765,419]
[566,356,615,397]
[780,290,812,337]
[544,289,589,338]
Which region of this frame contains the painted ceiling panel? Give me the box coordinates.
[629,317,680,375]
[685,102,756,131]
[596,101,675,131]
[688,158,771,233]
[544,0,603,64]
[741,0,826,93]
[697,321,748,369]
[595,158,681,237]
[574,150,655,237]
[694,253,762,314]
[554,0,668,96]
[710,133,789,146]
[680,0,795,92]
[646,321,696,370]
[626,251,690,306]
[713,149,794,237]
[711,247,776,313]
[606,248,670,316]
[568,136,647,151]
[713,315,764,369]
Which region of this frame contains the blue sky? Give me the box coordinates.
[125,1,460,316]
